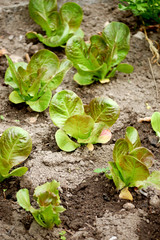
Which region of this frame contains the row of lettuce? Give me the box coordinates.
[0,111,160,228]
[1,0,160,230]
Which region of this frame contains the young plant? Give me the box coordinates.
[65,21,133,85]
[16,180,65,229]
[119,0,160,23]
[26,0,84,47]
[49,90,120,152]
[0,127,32,182]
[95,127,160,200]
[151,112,160,142]
[5,49,72,112]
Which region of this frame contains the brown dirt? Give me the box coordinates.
[0,0,160,239]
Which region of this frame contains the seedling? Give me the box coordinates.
[65,22,133,85]
[0,127,32,182]
[5,49,72,112]
[49,90,120,152]
[151,112,160,142]
[26,0,84,47]
[119,0,160,23]
[95,127,160,200]
[59,230,66,240]
[16,180,65,229]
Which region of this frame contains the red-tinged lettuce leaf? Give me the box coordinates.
[108,162,126,190]
[151,112,160,139]
[26,89,52,112]
[102,22,130,67]
[60,2,83,32]
[85,97,120,126]
[34,180,60,207]
[63,115,94,140]
[119,155,150,187]
[96,128,112,144]
[0,127,32,176]
[29,0,57,36]
[89,35,108,66]
[55,129,80,152]
[129,147,154,168]
[49,90,84,128]
[27,49,59,79]
[113,139,129,162]
[125,126,141,151]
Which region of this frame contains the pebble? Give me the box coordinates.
[109,237,117,240]
[8,35,14,40]
[149,195,160,208]
[133,31,145,40]
[123,202,135,210]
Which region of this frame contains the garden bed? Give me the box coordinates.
[0,0,160,239]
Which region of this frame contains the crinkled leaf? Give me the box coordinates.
[66,36,94,71]
[125,126,141,151]
[55,129,80,152]
[49,90,84,128]
[5,62,27,88]
[151,112,160,138]
[34,180,60,207]
[32,205,55,228]
[85,97,120,126]
[64,115,94,140]
[16,189,32,211]
[90,35,108,66]
[27,89,52,112]
[60,2,83,32]
[129,147,154,168]
[29,0,57,36]
[27,49,59,80]
[102,22,130,66]
[9,91,25,104]
[108,162,126,190]
[116,63,134,74]
[119,155,149,187]
[48,59,72,90]
[0,127,32,175]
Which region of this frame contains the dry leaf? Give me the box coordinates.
[99,79,110,84]
[87,143,94,151]
[119,187,133,201]
[138,117,151,123]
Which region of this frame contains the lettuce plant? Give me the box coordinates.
[95,127,160,200]
[151,112,160,142]
[5,49,72,112]
[16,180,65,229]
[119,0,160,23]
[65,22,133,85]
[49,90,120,152]
[0,127,32,182]
[26,0,84,47]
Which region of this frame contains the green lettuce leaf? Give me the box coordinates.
[151,112,160,139]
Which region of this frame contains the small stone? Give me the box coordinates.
[149,195,160,207]
[8,35,14,40]
[123,202,135,210]
[84,9,91,16]
[9,54,23,62]
[109,237,117,240]
[133,31,145,40]
[148,135,158,147]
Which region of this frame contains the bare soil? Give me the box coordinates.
[0,0,160,240]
